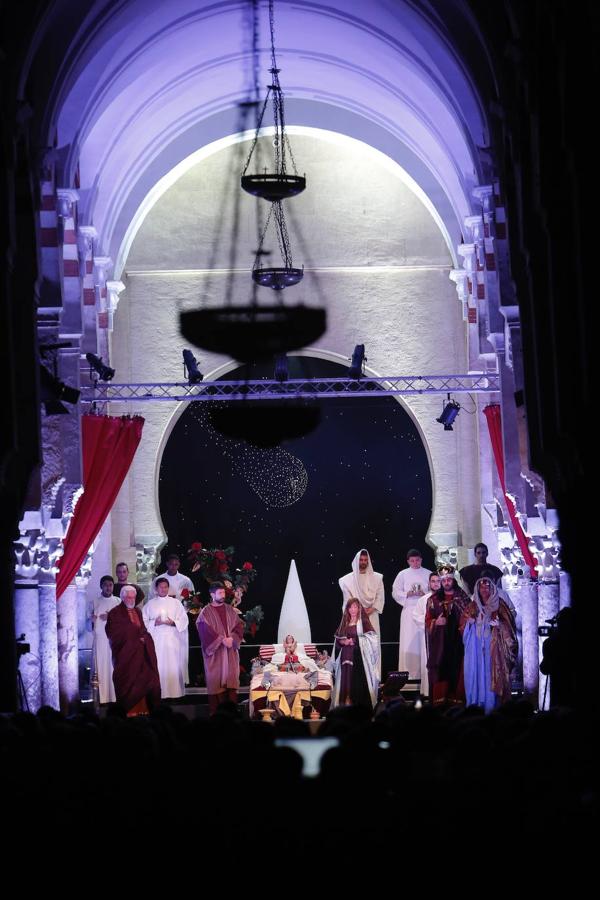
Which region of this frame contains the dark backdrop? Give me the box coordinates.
[158,357,433,669]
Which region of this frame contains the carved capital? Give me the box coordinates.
[104,280,125,330]
[78,226,97,258]
[56,188,80,219]
[135,538,162,585]
[457,243,476,273]
[449,269,469,304]
[93,256,113,288]
[15,518,64,584]
[472,184,495,212]
[464,214,484,242]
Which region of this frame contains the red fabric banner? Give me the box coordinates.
[56,415,144,599]
[483,403,537,576]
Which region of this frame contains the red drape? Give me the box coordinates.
[483,403,537,576]
[56,415,145,599]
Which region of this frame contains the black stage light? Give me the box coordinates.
[274,354,289,382]
[182,349,204,384]
[86,352,115,381]
[39,365,80,415]
[436,395,461,430]
[349,344,366,379]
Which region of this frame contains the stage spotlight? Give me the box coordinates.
[349,344,366,379]
[274,354,289,382]
[39,365,80,415]
[436,395,461,430]
[86,352,115,381]
[182,349,204,384]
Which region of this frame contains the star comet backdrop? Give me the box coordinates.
[159,358,433,670]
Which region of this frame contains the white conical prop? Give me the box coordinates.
[277,559,311,643]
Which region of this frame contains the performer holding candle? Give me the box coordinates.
[392,548,432,677]
[142,576,189,699]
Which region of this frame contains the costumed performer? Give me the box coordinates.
[333,597,380,711]
[392,548,432,677]
[425,565,469,706]
[462,576,517,712]
[92,574,120,704]
[105,584,161,716]
[197,581,245,715]
[149,553,194,687]
[412,570,442,699]
[142,576,190,699]
[339,549,384,675]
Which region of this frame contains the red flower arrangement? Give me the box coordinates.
[186,541,261,636]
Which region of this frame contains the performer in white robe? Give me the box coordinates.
[92,575,120,704]
[150,554,194,685]
[392,548,432,677]
[412,571,442,698]
[339,549,384,675]
[142,577,189,698]
[149,554,195,599]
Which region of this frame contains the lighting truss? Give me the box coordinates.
[80,373,500,404]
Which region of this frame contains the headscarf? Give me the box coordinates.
[349,548,380,605]
[472,577,500,636]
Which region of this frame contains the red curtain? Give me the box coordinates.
[56,415,145,599]
[483,403,537,576]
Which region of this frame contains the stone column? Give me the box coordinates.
[57,582,79,713]
[457,242,481,370]
[449,269,469,319]
[105,280,125,331]
[559,570,571,610]
[39,581,60,709]
[77,225,97,279]
[76,570,93,701]
[506,585,524,693]
[519,578,539,704]
[13,581,42,712]
[538,579,560,710]
[93,256,113,365]
[14,513,53,712]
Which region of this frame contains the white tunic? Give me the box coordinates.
[93,594,120,704]
[143,595,190,698]
[150,572,194,684]
[339,551,385,637]
[392,565,432,677]
[412,590,433,696]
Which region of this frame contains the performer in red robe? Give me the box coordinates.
[197,581,245,715]
[105,584,161,715]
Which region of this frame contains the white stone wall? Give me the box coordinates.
[109,133,481,563]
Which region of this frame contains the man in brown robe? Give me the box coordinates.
[106,584,161,716]
[197,581,245,715]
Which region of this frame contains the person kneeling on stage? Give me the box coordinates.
[333,598,379,711]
